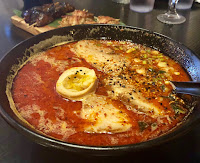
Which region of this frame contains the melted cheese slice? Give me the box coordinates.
[105,76,163,117]
[80,94,132,133]
[72,40,130,75]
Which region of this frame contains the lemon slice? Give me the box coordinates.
[56,67,97,99]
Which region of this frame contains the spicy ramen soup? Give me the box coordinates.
[11,40,192,146]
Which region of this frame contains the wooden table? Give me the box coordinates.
[0,0,200,162]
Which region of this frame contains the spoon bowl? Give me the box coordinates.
[170,81,200,96]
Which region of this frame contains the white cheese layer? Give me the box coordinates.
[105,76,163,117]
[80,94,132,133]
[72,40,130,75]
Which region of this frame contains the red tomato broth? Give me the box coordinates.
[12,40,192,146]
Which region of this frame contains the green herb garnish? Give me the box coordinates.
[119,21,126,26]
[138,121,149,132]
[143,54,147,58]
[160,84,165,92]
[146,49,151,53]
[48,18,62,27]
[158,70,166,74]
[170,103,186,114]
[96,43,101,47]
[13,9,22,17]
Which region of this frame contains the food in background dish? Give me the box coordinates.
[20,3,120,28]
[96,16,120,24]
[59,10,120,27]
[59,10,96,27]
[21,2,75,27]
[10,40,193,146]
[12,4,122,35]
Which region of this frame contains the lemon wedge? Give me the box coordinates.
[56,67,97,99]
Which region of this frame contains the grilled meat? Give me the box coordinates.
[72,10,94,19]
[59,10,120,27]
[59,10,96,27]
[21,2,75,27]
[97,16,120,24]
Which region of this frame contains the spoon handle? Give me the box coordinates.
[170,81,200,96]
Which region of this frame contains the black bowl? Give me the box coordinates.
[0,24,200,156]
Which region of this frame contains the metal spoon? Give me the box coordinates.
[170,81,200,97]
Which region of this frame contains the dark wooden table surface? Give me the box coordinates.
[0,0,200,162]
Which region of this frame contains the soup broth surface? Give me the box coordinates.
[11,40,192,146]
